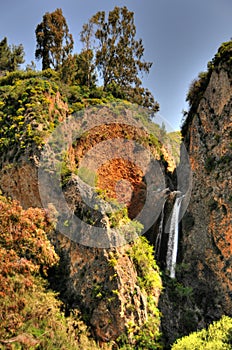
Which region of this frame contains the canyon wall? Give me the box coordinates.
[158,41,232,347]
[181,42,232,323]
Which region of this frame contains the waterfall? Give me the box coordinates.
[155,200,166,261]
[166,195,184,278]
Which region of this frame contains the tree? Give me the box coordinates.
[79,22,96,87]
[60,50,96,86]
[75,50,96,87]
[82,6,159,111]
[0,37,24,72]
[59,53,78,85]
[35,8,74,70]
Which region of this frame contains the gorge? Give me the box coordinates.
[0,39,231,349]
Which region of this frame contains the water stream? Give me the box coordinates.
[155,199,166,261]
[166,195,184,278]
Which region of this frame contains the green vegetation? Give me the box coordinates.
[205,155,216,172]
[186,71,210,115]
[31,6,158,111]
[35,8,74,71]
[182,39,232,135]
[78,166,98,187]
[209,40,232,72]
[128,236,162,294]
[0,194,100,349]
[118,236,163,349]
[0,71,62,159]
[0,37,24,72]
[172,316,232,350]
[81,6,158,111]
[167,131,182,164]
[107,206,130,229]
[0,5,160,112]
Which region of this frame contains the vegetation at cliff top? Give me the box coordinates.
[35,8,74,71]
[0,6,181,168]
[0,37,24,72]
[0,71,62,159]
[181,39,232,134]
[0,6,159,111]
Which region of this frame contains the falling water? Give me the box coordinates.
[166,195,184,278]
[155,199,166,261]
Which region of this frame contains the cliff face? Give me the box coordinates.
[48,232,162,344]
[0,73,173,347]
[181,42,232,322]
[2,46,231,347]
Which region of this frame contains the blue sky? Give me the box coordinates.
[0,0,231,130]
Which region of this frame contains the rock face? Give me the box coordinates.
[0,80,168,346]
[157,41,232,348]
[49,233,161,343]
[181,43,232,322]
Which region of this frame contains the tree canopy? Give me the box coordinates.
[81,6,159,111]
[2,6,158,111]
[0,37,24,72]
[35,8,74,70]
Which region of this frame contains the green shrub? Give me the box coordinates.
[0,74,65,158]
[122,237,163,349]
[172,316,232,350]
[128,236,162,294]
[0,195,101,350]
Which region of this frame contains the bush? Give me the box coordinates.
[172,316,232,350]
[123,237,163,349]
[0,195,101,349]
[0,74,65,157]
[128,236,162,294]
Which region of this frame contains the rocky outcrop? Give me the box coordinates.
[157,41,232,348]
[48,232,162,343]
[181,42,232,323]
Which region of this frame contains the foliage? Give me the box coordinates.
[82,6,159,111]
[59,53,78,85]
[186,71,209,112]
[128,236,162,294]
[123,236,163,349]
[59,50,97,87]
[2,6,160,112]
[75,49,96,87]
[166,131,182,165]
[163,271,193,303]
[182,39,232,135]
[209,40,232,72]
[0,68,60,86]
[0,70,64,158]
[0,196,58,275]
[205,156,216,172]
[171,316,232,350]
[0,37,24,72]
[0,195,101,349]
[35,8,74,70]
